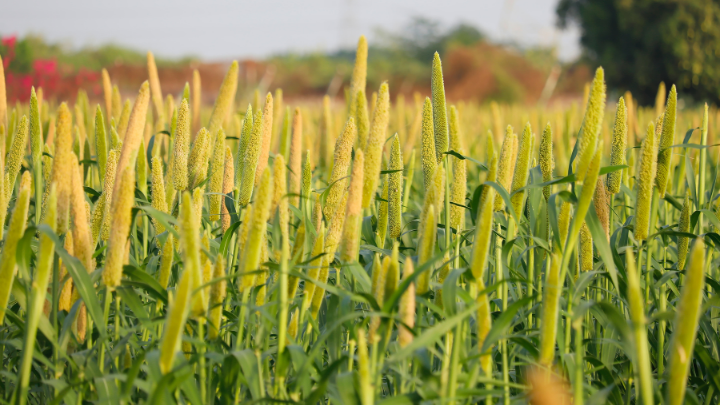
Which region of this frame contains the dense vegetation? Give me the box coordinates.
[557,0,720,104]
[0,35,718,405]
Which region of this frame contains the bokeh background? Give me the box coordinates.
[1,0,716,106]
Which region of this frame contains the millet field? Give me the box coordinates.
[0,35,718,404]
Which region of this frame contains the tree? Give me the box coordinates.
[557,0,720,104]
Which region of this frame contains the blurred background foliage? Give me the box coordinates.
[557,0,720,104]
[0,18,589,105]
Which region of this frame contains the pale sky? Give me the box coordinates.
[1,0,581,61]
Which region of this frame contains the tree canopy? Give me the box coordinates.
[557,0,720,104]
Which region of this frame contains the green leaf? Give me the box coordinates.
[122,265,168,304]
[443,150,487,169]
[480,296,532,353]
[586,205,620,290]
[37,224,106,338]
[389,302,481,362]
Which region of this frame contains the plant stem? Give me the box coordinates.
[99,287,112,373]
[445,155,452,265]
[658,203,668,376]
[198,319,206,402]
[574,319,584,405]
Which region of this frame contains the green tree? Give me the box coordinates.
[557,0,720,104]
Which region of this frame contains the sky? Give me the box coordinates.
[1,0,581,61]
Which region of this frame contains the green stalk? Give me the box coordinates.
[198,319,206,402]
[527,235,534,328]
[17,200,56,405]
[644,189,659,304]
[440,330,452,399]
[698,104,708,231]
[445,155,452,258]
[275,233,289,397]
[237,289,251,349]
[502,217,514,405]
[447,322,463,405]
[574,320,584,405]
[658,203,668,376]
[115,295,121,370]
[99,287,112,373]
[627,246,654,405]
[52,258,60,379]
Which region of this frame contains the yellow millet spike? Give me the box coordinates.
[666,240,706,405]
[239,108,264,206]
[240,168,273,291]
[388,134,404,239]
[234,104,253,185]
[95,106,108,182]
[607,97,628,194]
[362,82,390,208]
[207,61,239,139]
[289,108,303,208]
[369,255,387,341]
[151,156,168,234]
[655,81,666,118]
[102,167,136,290]
[348,36,368,118]
[355,90,369,152]
[655,85,677,196]
[431,52,448,163]
[147,52,165,128]
[173,99,190,191]
[208,255,227,340]
[70,157,93,272]
[594,177,610,240]
[398,259,415,348]
[0,56,4,127]
[102,69,113,120]
[255,93,274,187]
[208,128,226,221]
[5,115,28,197]
[320,95,333,169]
[575,67,605,183]
[221,147,234,233]
[51,103,74,234]
[0,172,31,324]
[115,81,150,196]
[306,222,326,315]
[579,223,593,273]
[416,204,436,294]
[159,262,193,374]
[341,149,364,262]
[271,153,287,216]
[510,122,534,216]
[494,126,517,212]
[377,177,388,245]
[325,117,356,218]
[90,194,105,248]
[324,192,347,260]
[470,182,496,281]
[420,97,437,192]
[117,99,131,138]
[101,150,118,241]
[301,151,312,206]
[417,163,444,242]
[479,150,498,210]
[539,122,554,200]
[558,200,572,246]
[187,128,209,188]
[192,69,201,132]
[634,124,657,241]
[111,85,121,121]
